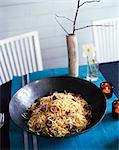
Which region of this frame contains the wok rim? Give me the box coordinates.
[9,76,106,138]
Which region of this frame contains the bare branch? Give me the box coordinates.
[55,14,73,23]
[55,0,102,35]
[72,0,101,34]
[75,24,113,31]
[79,0,100,8]
[73,0,81,34]
[55,16,69,35]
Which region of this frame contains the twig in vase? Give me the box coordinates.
[73,0,81,34]
[55,0,112,34]
[75,24,113,31]
[72,0,100,34]
[55,14,73,23]
[55,15,69,35]
[79,0,100,7]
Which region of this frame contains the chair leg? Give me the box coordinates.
[22,74,38,150]
[0,81,12,150]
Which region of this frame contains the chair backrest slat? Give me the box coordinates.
[28,36,37,72]
[0,46,12,82]
[19,38,29,75]
[32,33,43,71]
[6,43,16,76]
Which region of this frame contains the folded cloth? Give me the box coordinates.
[99,62,119,98]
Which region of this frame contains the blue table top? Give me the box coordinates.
[10,66,119,150]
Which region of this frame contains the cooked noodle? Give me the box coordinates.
[23,92,92,137]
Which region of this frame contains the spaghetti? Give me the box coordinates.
[23,92,92,137]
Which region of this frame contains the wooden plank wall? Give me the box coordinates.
[0,0,119,69]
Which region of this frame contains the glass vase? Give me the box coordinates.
[86,56,99,81]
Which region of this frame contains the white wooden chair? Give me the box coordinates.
[0,31,43,150]
[93,17,119,63]
[0,31,43,85]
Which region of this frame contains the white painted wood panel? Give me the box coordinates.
[0,0,119,69]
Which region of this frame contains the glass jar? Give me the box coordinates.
[86,56,99,81]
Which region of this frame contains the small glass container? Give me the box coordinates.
[100,82,113,99]
[86,61,99,82]
[112,100,119,119]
